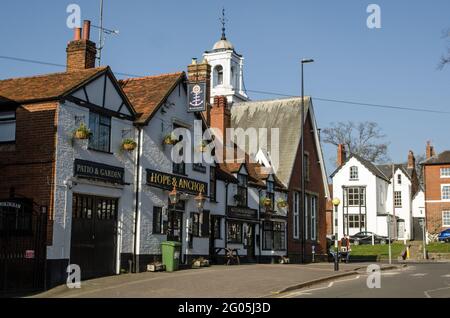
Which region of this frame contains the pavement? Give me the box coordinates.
[276,262,450,298]
[32,262,400,298]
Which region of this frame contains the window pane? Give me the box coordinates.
[0,121,16,142]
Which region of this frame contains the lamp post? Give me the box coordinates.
[332,198,341,271]
[300,58,314,263]
[419,218,427,260]
[168,186,179,241]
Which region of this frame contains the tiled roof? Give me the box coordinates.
[216,163,238,183]
[377,164,413,180]
[421,151,450,165]
[231,97,310,187]
[0,67,107,105]
[119,72,184,124]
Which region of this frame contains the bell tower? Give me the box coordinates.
[203,9,249,105]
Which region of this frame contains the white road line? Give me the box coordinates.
[441,274,450,278]
[279,275,361,298]
[411,273,428,277]
[424,286,450,298]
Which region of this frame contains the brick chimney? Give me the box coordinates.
[187,58,211,124]
[66,20,97,72]
[337,144,347,167]
[426,141,435,159]
[407,150,416,169]
[211,95,230,144]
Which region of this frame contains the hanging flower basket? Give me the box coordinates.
[73,123,92,140]
[163,133,178,145]
[261,197,272,208]
[122,138,137,151]
[276,199,288,209]
[197,141,208,153]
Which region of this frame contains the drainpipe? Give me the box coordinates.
[133,126,143,273]
[224,182,229,250]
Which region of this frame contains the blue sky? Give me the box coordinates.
[1,1,449,171]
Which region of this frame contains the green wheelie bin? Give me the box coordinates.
[161,241,181,272]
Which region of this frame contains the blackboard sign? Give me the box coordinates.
[74,159,124,184]
[187,82,207,112]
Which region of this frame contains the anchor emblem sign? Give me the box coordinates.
[188,82,206,112]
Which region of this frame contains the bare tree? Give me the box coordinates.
[322,121,389,163]
[438,28,450,69]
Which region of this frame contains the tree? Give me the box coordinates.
[322,121,389,164]
[438,28,450,69]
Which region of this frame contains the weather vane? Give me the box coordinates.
[219,7,228,40]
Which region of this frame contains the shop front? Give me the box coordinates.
[226,206,259,263]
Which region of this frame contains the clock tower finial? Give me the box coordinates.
[220,7,227,40]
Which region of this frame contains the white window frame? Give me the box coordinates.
[394,191,402,207]
[441,184,450,201]
[349,166,358,180]
[443,211,450,227]
[293,192,300,239]
[310,196,317,241]
[441,168,450,178]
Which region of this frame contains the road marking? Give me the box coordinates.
[411,273,428,277]
[424,286,450,298]
[441,274,450,278]
[278,275,361,298]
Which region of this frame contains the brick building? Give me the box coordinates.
[421,141,450,233]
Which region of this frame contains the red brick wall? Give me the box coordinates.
[0,102,58,244]
[423,164,450,233]
[287,112,327,262]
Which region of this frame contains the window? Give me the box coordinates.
[266,180,275,209]
[0,199,32,236]
[442,185,450,200]
[210,166,216,202]
[227,221,242,243]
[293,192,300,239]
[214,65,224,86]
[394,191,402,207]
[263,221,286,250]
[305,194,309,239]
[397,174,402,185]
[152,206,165,234]
[212,216,221,239]
[172,123,185,175]
[200,210,210,237]
[304,153,310,181]
[441,168,450,178]
[237,174,248,207]
[345,187,365,206]
[0,111,16,143]
[89,112,111,152]
[310,196,317,240]
[443,211,450,227]
[349,166,358,180]
[191,212,200,237]
[345,214,366,229]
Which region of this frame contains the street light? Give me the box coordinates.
[194,191,206,212]
[168,186,179,241]
[332,198,341,271]
[300,58,314,263]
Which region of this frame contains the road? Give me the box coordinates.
[277,263,450,298]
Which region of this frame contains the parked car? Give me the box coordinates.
[438,229,450,242]
[349,231,391,245]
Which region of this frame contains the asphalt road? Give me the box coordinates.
[278,263,450,298]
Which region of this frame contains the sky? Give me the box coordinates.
[1,0,449,173]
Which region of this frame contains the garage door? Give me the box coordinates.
[70,194,117,280]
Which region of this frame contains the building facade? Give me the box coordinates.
[422,142,450,234]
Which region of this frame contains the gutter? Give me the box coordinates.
[133,126,143,273]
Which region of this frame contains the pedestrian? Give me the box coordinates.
[340,235,351,263]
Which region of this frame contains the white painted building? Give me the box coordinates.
[331,146,422,241]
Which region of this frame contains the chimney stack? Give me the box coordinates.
[187,58,211,125]
[426,141,435,159]
[66,20,97,72]
[407,150,416,169]
[337,144,347,167]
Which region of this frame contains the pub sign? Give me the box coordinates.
[187,82,207,112]
[74,159,125,184]
[146,169,208,195]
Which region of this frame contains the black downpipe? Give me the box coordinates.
[224,182,229,250]
[133,126,142,273]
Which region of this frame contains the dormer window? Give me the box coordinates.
[214,65,223,87]
[349,166,358,180]
[237,174,248,207]
[266,180,274,208]
[0,110,16,143]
